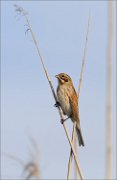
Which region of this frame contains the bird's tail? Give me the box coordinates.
[76,124,85,146]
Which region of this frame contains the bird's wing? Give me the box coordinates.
[69,87,78,121]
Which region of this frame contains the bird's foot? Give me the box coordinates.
[60,118,66,124]
[54,101,60,107]
[60,116,70,124]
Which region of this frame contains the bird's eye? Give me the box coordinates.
[62,75,64,78]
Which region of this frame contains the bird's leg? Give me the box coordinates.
[61,116,70,124]
[54,101,60,107]
[54,102,70,124]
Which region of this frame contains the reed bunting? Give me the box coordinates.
[55,73,84,146]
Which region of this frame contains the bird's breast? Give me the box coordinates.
[57,85,72,117]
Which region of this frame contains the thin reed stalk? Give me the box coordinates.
[106,1,113,179]
[14,5,84,180]
[67,14,90,180]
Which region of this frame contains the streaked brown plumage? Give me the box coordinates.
[55,73,84,146]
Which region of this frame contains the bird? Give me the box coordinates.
[55,73,84,146]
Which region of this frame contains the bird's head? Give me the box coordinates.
[55,73,72,85]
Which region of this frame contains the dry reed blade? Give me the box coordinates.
[4,137,40,179]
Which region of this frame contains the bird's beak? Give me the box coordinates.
[55,75,59,79]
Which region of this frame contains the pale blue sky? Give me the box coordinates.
[1,1,116,179]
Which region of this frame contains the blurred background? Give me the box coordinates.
[1,1,116,179]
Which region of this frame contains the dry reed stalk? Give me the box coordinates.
[14,5,84,180]
[106,1,113,179]
[74,135,79,180]
[67,122,76,179]
[67,14,90,180]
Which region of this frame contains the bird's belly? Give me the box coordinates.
[57,88,71,117]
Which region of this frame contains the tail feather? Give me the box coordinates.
[76,124,85,146]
